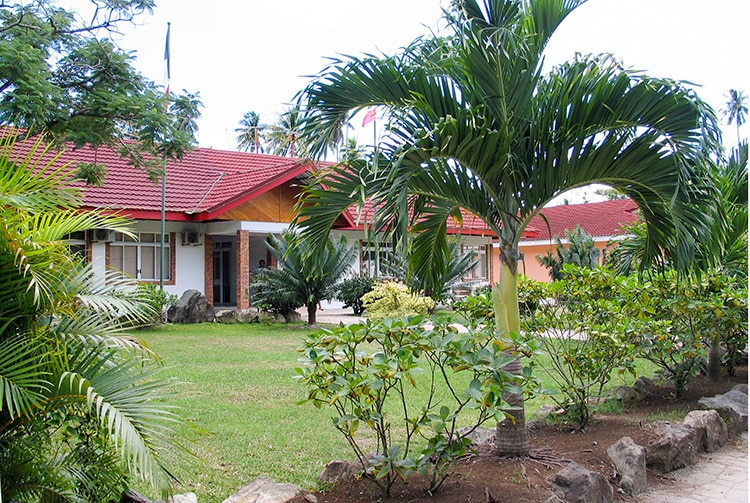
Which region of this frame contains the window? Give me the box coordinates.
[109,232,171,281]
[65,231,87,258]
[462,244,488,281]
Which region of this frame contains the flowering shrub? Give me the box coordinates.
[362,281,435,321]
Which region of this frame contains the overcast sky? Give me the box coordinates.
[115,0,748,151]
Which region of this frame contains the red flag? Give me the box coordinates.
[362,108,376,127]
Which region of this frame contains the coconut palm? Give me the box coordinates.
[266,106,303,157]
[1,135,182,501]
[294,0,720,456]
[235,111,265,152]
[723,89,748,147]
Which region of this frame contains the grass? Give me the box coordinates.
[129,320,659,501]
[131,323,353,502]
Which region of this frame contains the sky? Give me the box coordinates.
[113,0,748,153]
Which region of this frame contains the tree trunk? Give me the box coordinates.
[707,335,722,380]
[492,244,530,457]
[307,302,317,326]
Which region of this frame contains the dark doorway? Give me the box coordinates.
[212,241,233,305]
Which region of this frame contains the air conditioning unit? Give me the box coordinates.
[89,229,114,243]
[182,231,204,246]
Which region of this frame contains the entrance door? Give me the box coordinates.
[212,241,233,305]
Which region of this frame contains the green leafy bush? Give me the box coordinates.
[295,316,528,496]
[520,266,639,427]
[135,283,178,326]
[639,271,747,390]
[249,267,301,316]
[335,274,376,315]
[452,277,546,328]
[362,281,435,321]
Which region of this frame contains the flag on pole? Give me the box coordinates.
[362,107,376,127]
[164,22,171,95]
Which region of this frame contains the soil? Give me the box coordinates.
[289,367,747,503]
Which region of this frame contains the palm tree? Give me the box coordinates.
[723,89,748,147]
[383,235,478,302]
[538,226,601,281]
[266,106,303,157]
[249,231,356,325]
[235,111,265,152]
[1,135,182,500]
[294,0,720,456]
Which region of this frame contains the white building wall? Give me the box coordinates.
[171,242,205,297]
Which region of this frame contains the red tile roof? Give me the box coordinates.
[7,135,320,221]
[339,199,521,237]
[4,133,639,239]
[523,199,639,241]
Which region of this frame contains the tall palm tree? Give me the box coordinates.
[266,106,304,157]
[723,89,748,147]
[1,135,183,500]
[235,110,265,152]
[294,0,720,456]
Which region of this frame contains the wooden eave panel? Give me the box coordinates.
[218,185,300,222]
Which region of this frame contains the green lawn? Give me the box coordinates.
[131,321,653,501]
[132,323,353,501]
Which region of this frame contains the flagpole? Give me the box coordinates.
[159,21,171,290]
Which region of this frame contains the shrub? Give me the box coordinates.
[638,272,746,391]
[295,316,529,496]
[135,283,178,326]
[452,276,546,328]
[335,274,376,315]
[520,266,639,428]
[249,267,300,316]
[362,281,435,321]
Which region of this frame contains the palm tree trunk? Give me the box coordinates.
[493,245,530,457]
[707,335,722,380]
[307,302,317,326]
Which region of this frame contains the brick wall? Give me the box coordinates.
[236,230,250,310]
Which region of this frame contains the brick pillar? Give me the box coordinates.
[236,230,250,310]
[204,234,214,306]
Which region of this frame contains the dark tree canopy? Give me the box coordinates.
[0,0,202,180]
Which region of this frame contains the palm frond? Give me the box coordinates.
[0,335,50,423]
[55,338,179,493]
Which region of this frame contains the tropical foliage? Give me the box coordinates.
[537,225,601,281]
[294,0,719,455]
[296,315,530,496]
[380,235,477,302]
[520,267,641,427]
[458,264,747,413]
[0,0,202,181]
[335,274,376,315]
[361,281,435,321]
[235,111,266,152]
[0,136,181,501]
[723,89,748,147]
[249,231,357,325]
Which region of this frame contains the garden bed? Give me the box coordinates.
[288,368,746,503]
